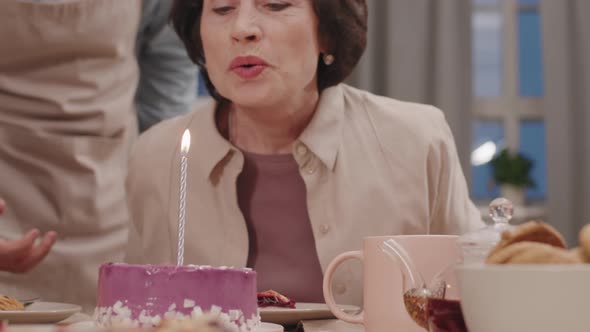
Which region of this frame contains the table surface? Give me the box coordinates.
[299,319,364,332]
[3,313,365,332]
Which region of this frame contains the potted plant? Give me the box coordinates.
[489,148,535,206]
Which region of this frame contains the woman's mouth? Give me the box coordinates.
[229,56,269,80]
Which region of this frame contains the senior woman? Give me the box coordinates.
[125,0,484,306]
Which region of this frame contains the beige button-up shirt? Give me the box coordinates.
[125,84,483,306]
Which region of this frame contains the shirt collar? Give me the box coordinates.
[298,84,344,171]
[188,100,236,180]
[191,84,345,180]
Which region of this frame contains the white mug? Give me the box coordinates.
[323,235,461,332]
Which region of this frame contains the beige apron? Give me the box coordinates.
[0,0,141,313]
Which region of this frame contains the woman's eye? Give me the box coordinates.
[265,2,290,11]
[213,6,234,15]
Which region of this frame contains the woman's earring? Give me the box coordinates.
[323,54,335,66]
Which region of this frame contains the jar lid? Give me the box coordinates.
[458,198,515,263]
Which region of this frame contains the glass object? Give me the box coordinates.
[473,10,503,97]
[380,240,466,332]
[519,121,546,200]
[426,265,466,332]
[471,121,504,200]
[518,10,544,96]
[458,198,515,264]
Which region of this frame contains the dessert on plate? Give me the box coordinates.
[95,263,259,331]
[0,295,24,311]
[256,290,295,309]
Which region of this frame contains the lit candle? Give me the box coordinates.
[177,129,191,266]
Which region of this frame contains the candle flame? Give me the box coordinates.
[181,129,191,154]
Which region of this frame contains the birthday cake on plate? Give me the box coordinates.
[95,263,259,331]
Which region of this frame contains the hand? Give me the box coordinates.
[0,229,57,273]
[0,198,58,273]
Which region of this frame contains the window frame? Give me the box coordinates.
[472,0,545,206]
[473,0,543,146]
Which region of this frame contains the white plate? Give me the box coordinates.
[255,322,284,332]
[0,302,81,324]
[259,303,360,326]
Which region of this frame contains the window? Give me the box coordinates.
[197,72,210,97]
[471,0,546,204]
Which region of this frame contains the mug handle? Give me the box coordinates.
[323,251,364,324]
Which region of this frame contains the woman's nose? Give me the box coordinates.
[231,6,262,43]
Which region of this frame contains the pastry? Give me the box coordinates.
[488,221,566,258]
[486,241,580,264]
[0,295,24,311]
[500,221,566,248]
[257,290,295,308]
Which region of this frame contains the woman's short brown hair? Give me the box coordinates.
[170,0,368,102]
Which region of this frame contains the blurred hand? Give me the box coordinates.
[0,198,57,273]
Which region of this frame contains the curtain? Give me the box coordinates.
[540,0,590,244]
[348,0,474,180]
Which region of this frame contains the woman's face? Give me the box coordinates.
[201,0,321,109]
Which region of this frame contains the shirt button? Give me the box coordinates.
[335,283,347,295]
[319,224,330,234]
[296,143,308,156]
[305,165,316,174]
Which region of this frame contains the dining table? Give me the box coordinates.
[296,319,364,332]
[1,313,365,332]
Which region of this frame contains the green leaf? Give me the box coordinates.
[489,148,536,188]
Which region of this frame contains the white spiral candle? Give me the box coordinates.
[177,129,191,266]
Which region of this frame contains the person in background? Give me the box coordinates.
[0,0,197,312]
[125,0,483,306]
[0,199,56,274]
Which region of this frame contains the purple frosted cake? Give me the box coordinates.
[95,263,259,330]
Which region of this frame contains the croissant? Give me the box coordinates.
[486,221,590,265]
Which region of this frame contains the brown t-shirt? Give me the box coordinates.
[237,151,324,303]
